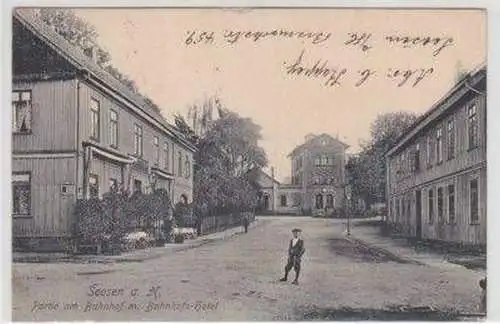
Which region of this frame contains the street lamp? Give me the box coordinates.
[344,183,352,236]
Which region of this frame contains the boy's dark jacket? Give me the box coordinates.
[288,239,305,258]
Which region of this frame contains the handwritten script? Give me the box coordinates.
[184,29,454,89]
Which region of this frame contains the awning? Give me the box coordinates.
[89,146,135,164]
[152,168,175,180]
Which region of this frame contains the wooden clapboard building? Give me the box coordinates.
[386,64,486,245]
[11,9,196,250]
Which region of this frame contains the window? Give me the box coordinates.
[178,152,183,176]
[280,195,287,207]
[447,119,455,160]
[315,194,323,209]
[447,184,455,224]
[326,194,334,208]
[315,155,333,167]
[428,189,434,223]
[109,178,118,192]
[401,199,405,219]
[134,179,142,194]
[153,136,160,165]
[133,124,143,157]
[396,198,400,222]
[436,127,443,164]
[90,98,100,140]
[468,104,479,149]
[292,193,301,207]
[12,173,31,216]
[109,110,118,148]
[163,142,169,171]
[426,135,433,167]
[414,143,421,171]
[437,187,444,222]
[470,178,479,224]
[184,155,191,178]
[407,196,411,219]
[89,174,99,198]
[321,155,328,166]
[12,90,32,133]
[401,152,406,174]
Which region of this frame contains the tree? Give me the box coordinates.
[348,111,419,207]
[175,96,268,221]
[39,8,111,66]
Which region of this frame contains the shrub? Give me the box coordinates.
[74,188,173,253]
[174,234,185,244]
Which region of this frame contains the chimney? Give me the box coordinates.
[32,8,41,18]
[83,45,99,64]
[305,133,315,142]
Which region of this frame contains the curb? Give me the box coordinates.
[344,234,427,266]
[13,219,270,264]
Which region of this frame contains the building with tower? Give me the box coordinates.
[250,133,349,215]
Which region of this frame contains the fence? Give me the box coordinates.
[200,211,255,235]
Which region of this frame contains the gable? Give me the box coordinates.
[13,18,76,77]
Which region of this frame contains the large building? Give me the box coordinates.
[386,64,486,245]
[252,133,348,215]
[11,10,196,250]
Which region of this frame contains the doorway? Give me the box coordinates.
[263,194,270,210]
[415,190,422,239]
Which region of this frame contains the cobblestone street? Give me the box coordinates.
[12,217,485,321]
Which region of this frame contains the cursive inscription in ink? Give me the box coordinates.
[183,29,452,89]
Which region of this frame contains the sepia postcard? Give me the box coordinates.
[7,4,492,321]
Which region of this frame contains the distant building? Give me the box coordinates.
[251,133,348,215]
[386,64,486,245]
[11,10,196,250]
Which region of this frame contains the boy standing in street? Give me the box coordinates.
[280,228,305,285]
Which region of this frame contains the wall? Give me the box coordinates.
[12,157,77,238]
[387,85,486,245]
[78,81,194,202]
[12,79,77,153]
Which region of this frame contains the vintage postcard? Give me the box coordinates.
[9,5,488,321]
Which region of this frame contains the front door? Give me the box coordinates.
[415,190,422,239]
[315,194,324,209]
[263,194,270,210]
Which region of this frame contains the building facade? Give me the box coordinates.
[386,65,486,245]
[252,134,348,215]
[11,10,196,250]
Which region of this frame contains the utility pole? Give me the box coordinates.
[271,167,276,216]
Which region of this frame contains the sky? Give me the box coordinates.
[75,8,486,181]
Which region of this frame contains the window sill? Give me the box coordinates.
[13,214,32,219]
[467,146,479,152]
[12,131,32,135]
[469,221,480,226]
[110,145,119,150]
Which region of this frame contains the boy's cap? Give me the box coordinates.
[292,228,302,233]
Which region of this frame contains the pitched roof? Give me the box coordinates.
[13,9,196,152]
[386,63,486,157]
[247,167,280,186]
[288,133,349,157]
